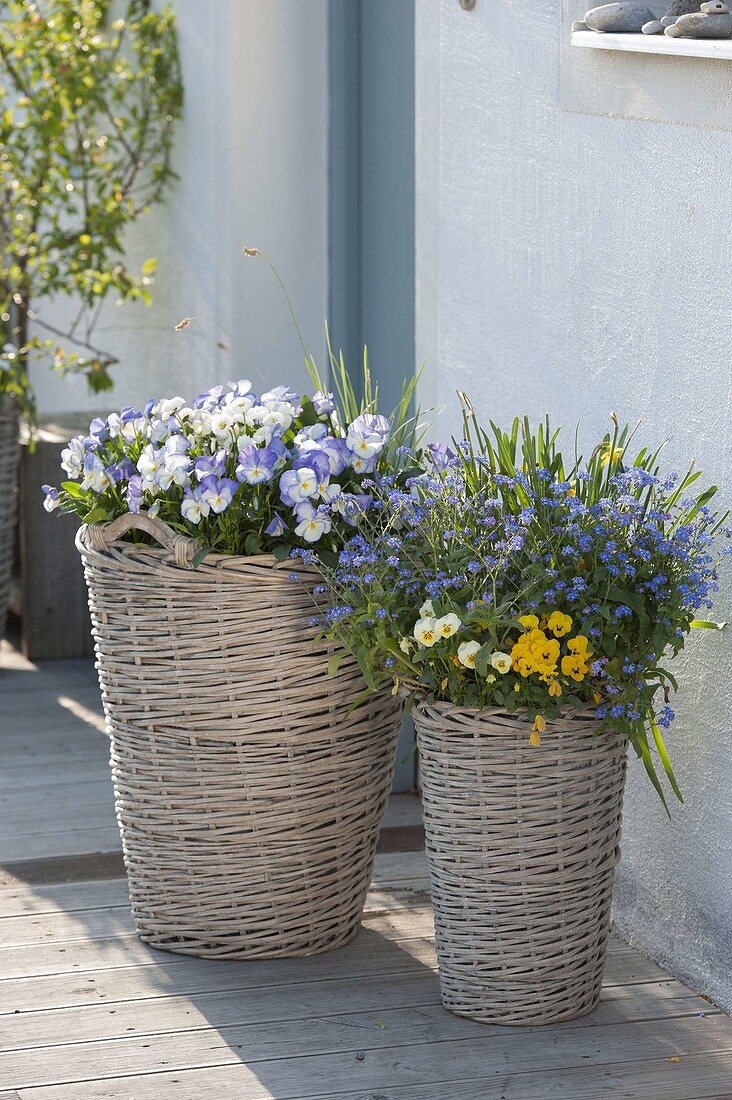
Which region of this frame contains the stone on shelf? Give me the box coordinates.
[583,2,656,32]
[643,0,704,32]
[665,0,732,34]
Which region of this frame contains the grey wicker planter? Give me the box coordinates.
[77,513,403,960]
[0,400,19,641]
[414,701,627,1026]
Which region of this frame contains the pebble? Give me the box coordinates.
[665,0,732,35]
[644,0,703,32]
[584,2,656,31]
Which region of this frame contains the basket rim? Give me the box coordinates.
[76,521,321,577]
[413,698,603,730]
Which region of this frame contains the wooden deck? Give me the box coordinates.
[1,638,731,1099]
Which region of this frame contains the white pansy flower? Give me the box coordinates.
[419,599,435,618]
[106,413,122,438]
[159,396,186,421]
[318,482,342,505]
[457,640,481,668]
[435,613,461,638]
[414,617,438,648]
[399,637,412,654]
[490,651,512,674]
[210,410,235,439]
[245,404,268,427]
[250,425,274,447]
[350,453,375,474]
[80,454,110,494]
[223,393,254,421]
[121,415,150,442]
[181,493,210,524]
[137,445,161,482]
[60,437,85,478]
[294,502,332,543]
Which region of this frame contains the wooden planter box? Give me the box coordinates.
[11,414,98,660]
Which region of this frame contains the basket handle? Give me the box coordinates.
[84,512,201,569]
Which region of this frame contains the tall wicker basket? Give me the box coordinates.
[0,400,19,641]
[77,513,403,960]
[414,701,627,1026]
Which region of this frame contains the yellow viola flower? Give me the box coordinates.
[547,610,573,638]
[600,444,624,467]
[514,682,520,692]
[529,714,546,747]
[561,654,588,682]
[566,635,589,654]
[548,679,562,697]
[593,690,603,704]
[518,614,539,630]
[531,637,560,665]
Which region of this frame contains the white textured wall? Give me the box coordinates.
[30,0,328,415]
[416,0,732,1010]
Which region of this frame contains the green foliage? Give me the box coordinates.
[0,0,182,405]
[319,412,730,809]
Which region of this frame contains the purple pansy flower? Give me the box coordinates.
[312,390,335,416]
[279,466,319,506]
[265,513,288,538]
[236,444,278,485]
[194,449,228,481]
[198,475,238,514]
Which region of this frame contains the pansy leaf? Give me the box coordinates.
[82,506,109,524]
[273,542,292,562]
[192,545,210,568]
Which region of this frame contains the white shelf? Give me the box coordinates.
[571,29,732,59]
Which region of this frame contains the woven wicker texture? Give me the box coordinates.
[414,701,627,1026]
[0,400,19,641]
[77,514,403,959]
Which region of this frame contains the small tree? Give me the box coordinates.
[0,0,182,410]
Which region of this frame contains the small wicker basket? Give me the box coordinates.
[77,513,403,959]
[0,400,19,640]
[414,700,627,1026]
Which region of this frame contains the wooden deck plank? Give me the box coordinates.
[0,786,115,824]
[14,1050,731,1100]
[0,907,667,988]
[0,973,715,1055]
[0,935,656,1017]
[0,762,111,793]
[0,932,439,1015]
[0,827,122,864]
[4,1014,730,1094]
[0,907,437,981]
